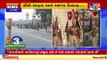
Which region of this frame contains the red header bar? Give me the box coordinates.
[0,0,105,3]
[0,0,107,8]
[5,50,107,55]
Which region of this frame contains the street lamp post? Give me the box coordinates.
[6,18,12,44]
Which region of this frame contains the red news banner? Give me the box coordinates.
[5,50,107,55]
[0,0,107,8]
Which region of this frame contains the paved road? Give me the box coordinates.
[6,26,52,48]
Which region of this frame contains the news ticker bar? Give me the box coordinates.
[5,50,107,54]
[7,3,88,9]
[3,55,107,60]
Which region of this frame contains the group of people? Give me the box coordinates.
[53,8,100,47]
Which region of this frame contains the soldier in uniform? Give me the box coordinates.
[53,19,62,47]
[68,23,79,47]
[89,27,98,47]
[65,21,70,47]
[68,9,79,47]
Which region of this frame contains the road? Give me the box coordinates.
[5,26,52,48]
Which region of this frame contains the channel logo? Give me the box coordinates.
[7,36,23,44]
[6,36,25,48]
[6,3,22,12]
[12,36,23,44]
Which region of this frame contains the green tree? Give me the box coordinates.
[35,9,52,26]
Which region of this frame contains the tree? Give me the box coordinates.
[35,9,52,26]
